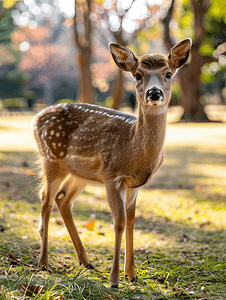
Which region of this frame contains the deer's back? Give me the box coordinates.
[34,103,137,181]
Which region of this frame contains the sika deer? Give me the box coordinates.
[34,38,191,288]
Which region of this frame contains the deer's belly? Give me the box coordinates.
[64,154,104,184]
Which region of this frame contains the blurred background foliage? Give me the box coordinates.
[0,0,225,121]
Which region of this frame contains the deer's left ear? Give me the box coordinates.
[109,43,138,73]
[168,38,192,69]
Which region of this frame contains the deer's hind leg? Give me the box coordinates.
[55,175,91,268]
[38,162,68,268]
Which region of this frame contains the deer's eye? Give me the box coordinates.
[166,72,172,79]
[135,74,141,81]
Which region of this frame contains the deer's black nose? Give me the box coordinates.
[147,88,163,101]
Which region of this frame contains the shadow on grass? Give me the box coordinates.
[0,151,39,204]
[146,146,226,190]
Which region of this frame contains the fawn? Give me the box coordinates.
[34,38,191,288]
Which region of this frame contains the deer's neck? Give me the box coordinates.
[133,104,167,151]
[119,104,167,188]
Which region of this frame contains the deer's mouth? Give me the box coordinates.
[147,99,164,107]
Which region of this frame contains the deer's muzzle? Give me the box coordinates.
[146,88,164,102]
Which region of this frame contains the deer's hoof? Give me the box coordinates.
[110,284,118,289]
[125,275,138,283]
[131,276,139,283]
[86,262,95,270]
[38,264,53,273]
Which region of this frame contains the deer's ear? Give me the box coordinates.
[109,43,138,73]
[168,38,192,69]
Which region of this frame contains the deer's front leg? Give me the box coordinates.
[125,188,138,282]
[105,182,126,288]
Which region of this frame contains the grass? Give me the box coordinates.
[0,113,226,299]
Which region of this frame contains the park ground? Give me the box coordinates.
[0,110,226,299]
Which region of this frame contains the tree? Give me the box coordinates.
[0,0,28,100]
[162,0,226,121]
[74,0,94,104]
[96,0,161,109]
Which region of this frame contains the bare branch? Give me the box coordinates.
[162,0,175,51]
[84,0,92,48]
[124,0,136,14]
[74,0,81,50]
[201,55,218,66]
[191,0,210,49]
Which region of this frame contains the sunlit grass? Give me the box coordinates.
[0,114,226,299]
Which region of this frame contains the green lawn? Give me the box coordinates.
[0,114,226,299]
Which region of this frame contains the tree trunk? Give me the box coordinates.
[179,68,208,121]
[111,69,124,110]
[162,0,215,122]
[77,51,94,104]
[179,51,209,121]
[74,0,94,104]
[43,79,54,105]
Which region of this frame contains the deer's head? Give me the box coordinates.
[109,39,191,111]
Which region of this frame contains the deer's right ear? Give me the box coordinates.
[168,38,192,70]
[109,43,138,73]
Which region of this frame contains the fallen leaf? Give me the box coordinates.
[149,275,166,283]
[172,287,181,292]
[194,185,201,192]
[199,221,211,228]
[134,248,149,254]
[98,232,105,236]
[94,268,103,274]
[104,292,116,300]
[55,219,64,226]
[20,284,44,297]
[26,169,34,176]
[84,221,95,230]
[5,182,10,188]
[7,253,19,265]
[7,253,34,268]
[50,295,65,300]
